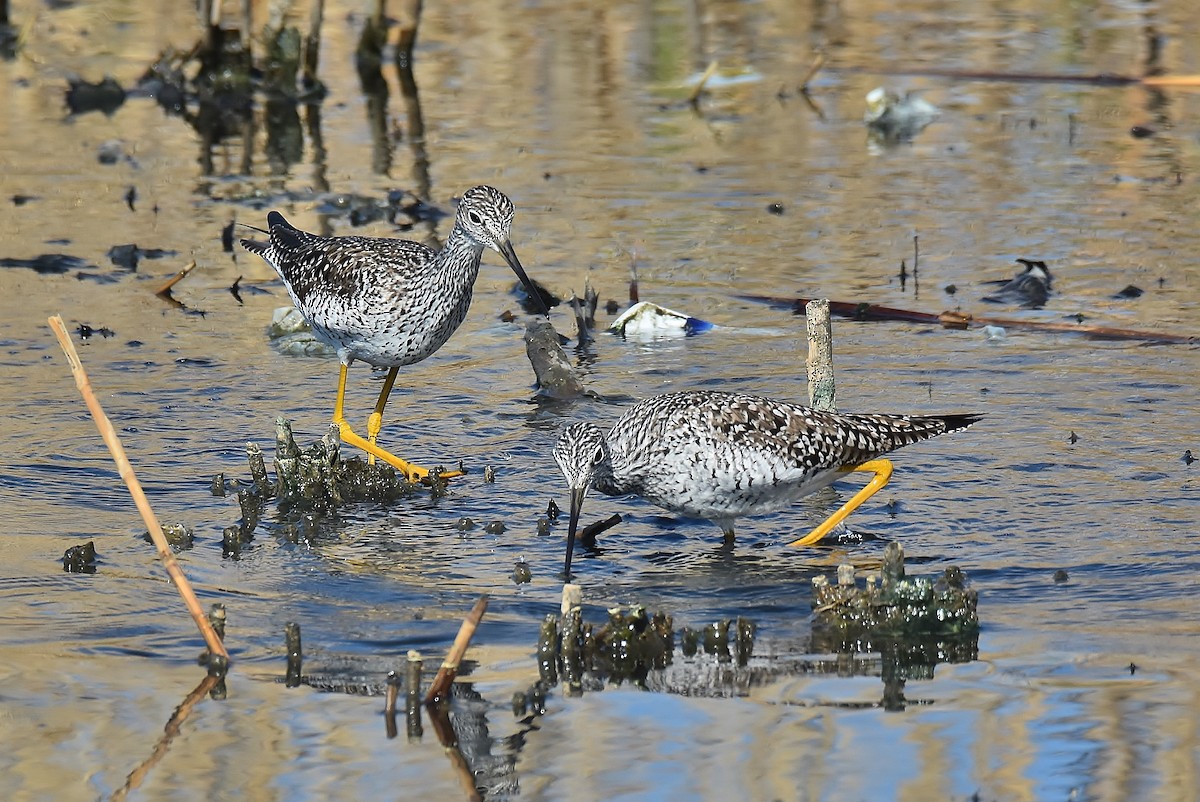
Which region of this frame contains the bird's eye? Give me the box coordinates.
[467,210,483,226]
[591,448,605,465]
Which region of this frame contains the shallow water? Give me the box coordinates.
[2,1,1199,800]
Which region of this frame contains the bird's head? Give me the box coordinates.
[553,421,610,579]
[457,185,548,316]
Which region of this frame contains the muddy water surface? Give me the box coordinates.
[2,1,1199,800]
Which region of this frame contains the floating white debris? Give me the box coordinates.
[609,301,715,338]
[982,325,1007,341]
[864,87,940,141]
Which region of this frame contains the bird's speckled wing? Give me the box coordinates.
[604,390,978,519]
[265,222,436,307]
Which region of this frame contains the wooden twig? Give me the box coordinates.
[47,315,230,663]
[424,596,488,705]
[736,295,1197,345]
[579,513,621,550]
[688,60,719,105]
[799,52,826,91]
[846,65,1200,88]
[153,260,198,297]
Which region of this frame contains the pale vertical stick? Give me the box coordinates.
[47,316,230,664]
[805,299,836,412]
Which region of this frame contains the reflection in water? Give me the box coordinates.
[5,0,1200,799]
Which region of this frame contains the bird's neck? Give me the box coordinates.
[429,225,486,298]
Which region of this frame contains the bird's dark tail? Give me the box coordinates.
[239,212,299,255]
[936,413,984,434]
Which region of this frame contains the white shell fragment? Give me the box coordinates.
[609,301,716,338]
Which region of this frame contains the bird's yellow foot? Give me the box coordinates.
[335,420,465,485]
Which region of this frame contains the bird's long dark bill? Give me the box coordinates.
[563,486,585,580]
[499,239,549,317]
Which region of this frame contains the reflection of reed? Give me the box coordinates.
[110,673,222,802]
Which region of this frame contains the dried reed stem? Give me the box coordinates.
[48,315,230,663]
[153,260,198,297]
[424,596,488,704]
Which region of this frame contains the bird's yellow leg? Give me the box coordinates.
[364,366,400,464]
[331,363,463,485]
[787,459,894,547]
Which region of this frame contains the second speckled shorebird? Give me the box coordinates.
[242,186,546,484]
[553,390,982,576]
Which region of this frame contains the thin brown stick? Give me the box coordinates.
[48,315,230,662]
[736,295,1197,345]
[845,65,1200,88]
[688,60,719,105]
[799,52,826,91]
[153,260,198,297]
[424,596,488,705]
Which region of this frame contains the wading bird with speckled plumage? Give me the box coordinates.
[242,186,546,484]
[553,390,982,576]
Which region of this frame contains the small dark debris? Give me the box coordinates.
[146,524,194,550]
[546,499,559,520]
[349,204,384,227]
[76,323,115,340]
[944,284,957,295]
[211,473,226,497]
[1068,313,1087,323]
[484,520,506,535]
[66,76,126,116]
[1053,569,1069,583]
[605,299,620,315]
[1068,431,1078,444]
[221,221,235,252]
[96,140,126,165]
[695,164,708,174]
[499,310,515,323]
[124,186,137,211]
[12,194,37,206]
[387,189,448,227]
[106,244,174,270]
[766,202,784,215]
[1114,284,1143,299]
[1,254,90,274]
[108,244,140,269]
[536,518,552,536]
[63,541,97,573]
[1183,450,1194,466]
[1130,126,1155,139]
[543,172,553,180]
[512,559,532,584]
[516,277,560,315]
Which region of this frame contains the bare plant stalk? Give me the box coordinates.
[153,260,198,297]
[799,52,826,91]
[424,596,488,704]
[48,315,230,663]
[688,60,719,105]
